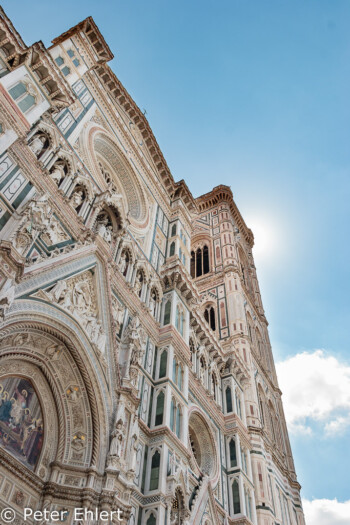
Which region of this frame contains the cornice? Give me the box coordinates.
[50,16,114,64]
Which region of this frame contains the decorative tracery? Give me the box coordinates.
[190,245,210,278]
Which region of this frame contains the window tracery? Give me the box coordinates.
[204,305,216,331]
[190,245,210,278]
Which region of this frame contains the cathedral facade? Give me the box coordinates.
[0,8,305,525]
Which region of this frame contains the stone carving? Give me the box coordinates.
[0,278,15,318]
[66,386,80,402]
[45,343,64,360]
[12,195,69,254]
[119,250,128,275]
[111,296,125,334]
[95,210,113,244]
[43,271,107,355]
[71,190,83,209]
[71,431,86,450]
[29,135,46,156]
[134,270,143,297]
[128,415,140,473]
[106,419,124,469]
[119,317,146,389]
[49,164,65,186]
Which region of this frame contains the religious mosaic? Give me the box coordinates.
[0,376,43,470]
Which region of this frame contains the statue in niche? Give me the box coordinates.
[129,415,140,472]
[49,165,65,186]
[107,419,124,468]
[169,453,180,477]
[130,342,144,367]
[134,271,143,297]
[95,211,113,244]
[30,135,46,156]
[149,289,157,317]
[70,189,84,212]
[112,299,124,334]
[119,250,129,276]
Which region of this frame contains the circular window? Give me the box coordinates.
[188,411,217,478]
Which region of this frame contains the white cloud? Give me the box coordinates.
[276,350,350,436]
[303,499,350,525]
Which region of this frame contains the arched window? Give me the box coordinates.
[190,251,196,277]
[159,350,167,378]
[191,246,210,278]
[9,81,36,113]
[180,310,185,336]
[196,248,202,277]
[155,391,165,426]
[170,398,175,432]
[199,356,206,385]
[204,306,216,331]
[171,224,177,236]
[211,373,216,399]
[173,359,177,382]
[169,242,175,257]
[203,245,209,273]
[177,364,183,390]
[247,491,253,521]
[176,405,181,438]
[241,448,247,473]
[232,480,241,514]
[149,451,160,490]
[175,306,180,331]
[236,393,242,420]
[226,387,233,413]
[163,300,171,325]
[258,389,265,426]
[176,305,185,336]
[229,439,237,468]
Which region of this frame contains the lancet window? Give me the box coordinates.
[190,245,210,278]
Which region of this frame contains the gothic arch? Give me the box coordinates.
[0,305,111,474]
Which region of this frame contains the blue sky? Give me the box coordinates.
[3,1,350,521]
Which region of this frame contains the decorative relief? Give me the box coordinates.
[11,195,70,255]
[33,270,108,359]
